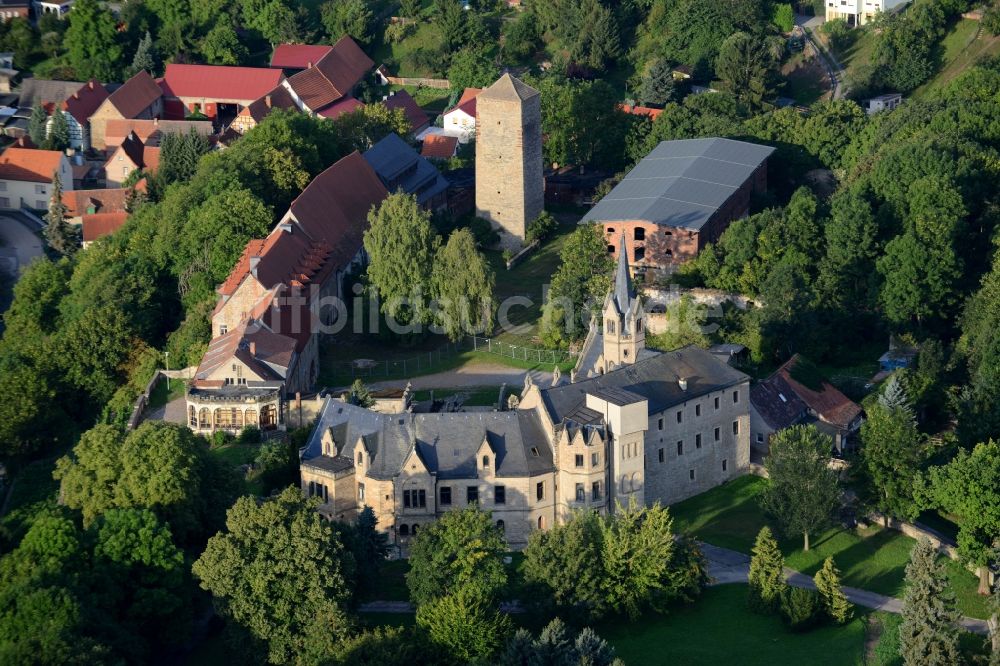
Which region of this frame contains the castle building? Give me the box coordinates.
[299,248,750,548]
[474,73,544,248]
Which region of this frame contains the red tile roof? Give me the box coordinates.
[103,118,213,147]
[107,70,162,118]
[619,104,663,120]
[421,134,457,159]
[81,211,129,242]
[62,80,109,124]
[383,89,429,133]
[0,147,64,183]
[285,36,373,113]
[160,64,285,103]
[271,44,334,70]
[62,187,130,217]
[240,84,299,123]
[446,87,481,118]
[107,132,160,172]
[753,355,863,431]
[316,96,363,119]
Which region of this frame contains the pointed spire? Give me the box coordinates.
[612,232,635,316]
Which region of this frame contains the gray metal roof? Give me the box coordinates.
[581,138,775,230]
[302,400,554,481]
[363,133,449,208]
[543,345,749,421]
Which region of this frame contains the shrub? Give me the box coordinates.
[780,586,820,632]
[210,430,232,449]
[384,21,413,44]
[820,18,853,52]
[526,211,558,245]
[237,425,261,444]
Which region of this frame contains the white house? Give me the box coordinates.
[865,93,902,115]
[441,87,480,143]
[826,0,908,26]
[0,147,73,210]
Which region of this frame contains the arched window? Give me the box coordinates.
[260,404,278,429]
[497,519,505,533]
[634,246,645,261]
[620,476,628,494]
[411,525,418,535]
[607,227,615,234]
[233,408,243,429]
[188,406,197,427]
[399,524,409,537]
[357,452,363,466]
[482,455,490,468]
[637,319,642,333]
[537,516,545,530]
[199,408,211,428]
[624,349,629,358]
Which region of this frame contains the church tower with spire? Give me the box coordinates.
[601,234,645,371]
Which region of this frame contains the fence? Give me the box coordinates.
[468,336,577,366]
[386,76,450,89]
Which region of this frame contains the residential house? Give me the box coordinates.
[270,43,335,73]
[102,118,213,148]
[419,134,457,160]
[50,79,109,150]
[282,36,373,115]
[104,131,160,187]
[33,0,72,15]
[231,84,299,135]
[441,87,480,143]
[159,64,285,121]
[88,70,165,149]
[0,2,28,21]
[749,355,864,455]
[62,186,131,224]
[81,211,128,247]
[300,252,750,548]
[865,93,903,115]
[364,133,449,212]
[582,138,774,275]
[0,147,73,209]
[826,0,907,26]
[383,89,429,136]
[187,151,388,434]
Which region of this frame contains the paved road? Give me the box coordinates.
[0,214,44,280]
[797,14,846,100]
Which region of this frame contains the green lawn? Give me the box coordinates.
[670,475,989,618]
[600,585,867,665]
[148,376,186,409]
[913,19,1000,99]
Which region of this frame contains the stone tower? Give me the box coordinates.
[475,73,544,248]
[602,234,645,370]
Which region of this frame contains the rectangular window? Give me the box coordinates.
[219,324,228,335]
[695,404,701,417]
[689,469,695,481]
[714,427,721,442]
[592,481,601,501]
[576,483,585,502]
[733,420,740,435]
[677,441,683,456]
[536,481,544,501]
[0,181,6,191]
[658,448,664,463]
[495,485,506,504]
[658,418,663,430]
[35,200,45,209]
[403,490,411,508]
[696,433,702,448]
[358,483,365,502]
[733,390,740,404]
[440,486,452,506]
[575,454,584,468]
[714,396,720,410]
[756,433,764,443]
[723,459,728,472]
[0,197,9,208]
[467,486,479,504]
[34,184,45,194]
[676,410,682,423]
[418,489,426,508]
[591,452,598,466]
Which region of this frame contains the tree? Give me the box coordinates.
[192,487,354,665]
[957,256,1000,446]
[156,130,213,188]
[415,587,512,663]
[28,104,48,147]
[816,189,879,312]
[813,557,852,624]
[431,228,495,340]
[321,0,373,44]
[363,192,440,326]
[447,46,499,92]
[399,0,420,18]
[899,539,961,666]
[771,3,795,32]
[919,441,1000,594]
[47,109,70,151]
[45,171,75,256]
[640,58,676,108]
[405,505,507,606]
[254,0,299,45]
[434,0,468,51]
[64,0,122,81]
[539,224,615,346]
[498,619,622,666]
[747,526,786,614]
[502,10,539,61]
[761,425,840,551]
[860,378,924,522]
[715,31,781,110]
[129,30,157,76]
[200,20,248,65]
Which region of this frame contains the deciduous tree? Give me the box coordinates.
[431,228,494,340]
[539,224,614,346]
[200,20,247,65]
[415,587,512,663]
[64,0,122,81]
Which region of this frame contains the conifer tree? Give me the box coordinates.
[748,526,786,614]
[899,539,961,666]
[47,109,70,151]
[879,373,913,415]
[129,31,157,76]
[813,556,852,624]
[45,171,75,256]
[640,58,676,108]
[28,105,48,146]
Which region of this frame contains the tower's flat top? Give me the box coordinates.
[478,72,540,102]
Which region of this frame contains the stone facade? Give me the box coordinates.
[475,74,543,248]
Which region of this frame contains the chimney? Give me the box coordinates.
[88,81,94,89]
[73,92,79,99]
[250,255,261,277]
[678,377,688,391]
[279,221,292,233]
[153,117,159,127]
[249,341,256,356]
[265,95,272,108]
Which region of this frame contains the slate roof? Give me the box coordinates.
[160,64,285,103]
[750,355,863,432]
[609,233,635,318]
[363,133,449,208]
[543,345,749,422]
[0,147,63,183]
[581,138,775,231]
[302,400,554,481]
[477,73,539,103]
[105,70,161,118]
[270,44,335,70]
[18,79,85,109]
